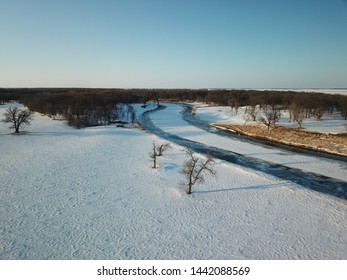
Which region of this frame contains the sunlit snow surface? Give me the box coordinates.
[248,88,347,96]
[0,102,346,259]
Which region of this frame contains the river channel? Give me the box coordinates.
[138,104,347,200]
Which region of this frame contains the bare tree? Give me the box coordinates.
[2,107,33,133]
[149,141,173,169]
[152,92,160,108]
[311,106,325,121]
[244,105,259,122]
[242,113,252,125]
[156,142,172,156]
[288,104,306,128]
[258,105,281,131]
[228,98,240,114]
[149,141,158,169]
[340,97,347,120]
[181,150,216,194]
[310,97,327,121]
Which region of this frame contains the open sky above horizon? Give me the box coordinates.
[1,0,347,89]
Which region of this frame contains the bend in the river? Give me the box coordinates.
[138,104,347,200]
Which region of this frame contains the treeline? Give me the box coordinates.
[1,88,347,127]
[21,90,144,128]
[0,88,30,104]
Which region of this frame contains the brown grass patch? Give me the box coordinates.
[212,123,347,157]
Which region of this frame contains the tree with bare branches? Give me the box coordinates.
[2,107,33,133]
[149,141,158,169]
[288,103,306,128]
[181,150,216,194]
[245,105,259,122]
[258,105,281,131]
[149,141,172,169]
[156,142,172,156]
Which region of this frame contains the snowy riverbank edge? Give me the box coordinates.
[211,123,347,158]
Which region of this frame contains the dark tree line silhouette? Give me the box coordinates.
[1,88,347,127]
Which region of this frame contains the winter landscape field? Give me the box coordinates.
[0,101,346,260]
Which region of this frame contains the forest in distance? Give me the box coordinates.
[1,88,347,129]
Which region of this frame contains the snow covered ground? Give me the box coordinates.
[251,88,347,96]
[0,102,346,259]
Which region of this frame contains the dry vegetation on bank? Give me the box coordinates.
[212,123,347,157]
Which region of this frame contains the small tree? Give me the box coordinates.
[2,107,33,133]
[311,106,325,121]
[289,104,306,128]
[228,98,240,114]
[149,141,172,169]
[181,150,216,195]
[156,142,172,156]
[258,105,281,131]
[339,96,347,120]
[149,141,158,169]
[244,105,259,122]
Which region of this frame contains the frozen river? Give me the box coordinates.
[139,103,347,199]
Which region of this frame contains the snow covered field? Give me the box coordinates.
[251,88,347,96]
[0,103,346,259]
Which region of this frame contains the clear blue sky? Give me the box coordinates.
[1,0,346,88]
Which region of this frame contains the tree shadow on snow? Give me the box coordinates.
[194,182,293,194]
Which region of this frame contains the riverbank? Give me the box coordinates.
[211,123,347,158]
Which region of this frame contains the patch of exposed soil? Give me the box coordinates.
[212,123,347,157]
